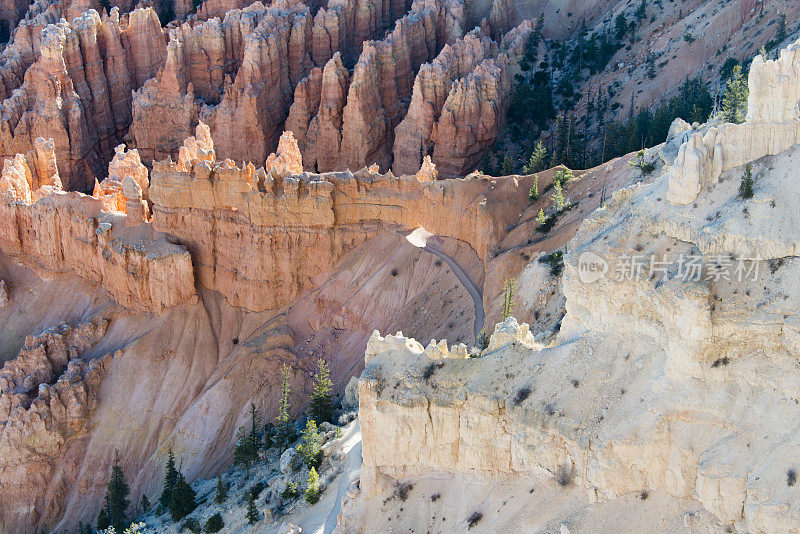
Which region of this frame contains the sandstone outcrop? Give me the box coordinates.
[345,38,800,534]
[0,7,166,192]
[0,136,61,202]
[0,279,7,307]
[92,143,149,212]
[667,39,800,204]
[0,190,194,312]
[148,143,527,311]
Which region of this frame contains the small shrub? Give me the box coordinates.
[513,386,532,406]
[467,511,483,529]
[422,361,444,382]
[203,513,224,533]
[739,164,754,198]
[475,329,489,351]
[431,493,440,502]
[181,517,201,533]
[711,357,730,368]
[537,213,558,233]
[281,481,300,500]
[396,483,413,501]
[640,490,649,500]
[788,469,797,487]
[538,251,564,276]
[305,467,321,504]
[232,337,239,345]
[390,268,399,277]
[556,465,572,486]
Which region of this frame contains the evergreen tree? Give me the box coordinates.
[721,65,748,124]
[500,156,515,176]
[275,364,294,452]
[234,425,259,477]
[636,0,647,21]
[536,209,546,226]
[214,475,227,504]
[614,13,628,41]
[249,402,260,441]
[296,419,323,469]
[100,451,130,532]
[245,492,259,524]
[263,422,275,451]
[159,448,178,511]
[501,278,516,320]
[528,175,539,202]
[739,163,754,198]
[309,358,334,424]
[97,508,110,531]
[305,467,321,504]
[646,52,656,79]
[524,141,548,174]
[140,495,150,513]
[169,472,197,522]
[551,180,566,211]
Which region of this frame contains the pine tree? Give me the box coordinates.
[525,141,547,174]
[249,402,260,441]
[636,0,647,21]
[500,156,515,176]
[140,495,150,513]
[501,278,516,320]
[305,467,321,504]
[536,209,546,226]
[528,175,539,202]
[169,472,196,522]
[275,364,293,452]
[721,65,748,124]
[159,448,178,511]
[214,475,227,504]
[246,492,259,524]
[97,508,110,531]
[296,419,323,469]
[234,425,259,477]
[309,358,334,424]
[739,163,754,198]
[551,180,566,211]
[100,450,130,532]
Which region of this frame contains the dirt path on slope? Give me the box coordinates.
[421,242,485,339]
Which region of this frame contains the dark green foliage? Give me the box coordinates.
[536,213,559,233]
[309,358,334,424]
[739,164,754,199]
[614,13,628,41]
[169,472,197,522]
[628,150,655,175]
[719,58,740,81]
[97,508,110,531]
[140,494,150,513]
[467,511,483,529]
[538,251,564,276]
[281,481,300,500]
[246,493,259,524]
[99,451,130,532]
[475,328,488,351]
[296,419,323,469]
[159,448,178,510]
[722,65,748,124]
[234,425,259,477]
[182,517,201,533]
[525,141,548,175]
[158,0,175,26]
[263,422,275,450]
[214,475,227,504]
[646,52,656,79]
[204,513,224,533]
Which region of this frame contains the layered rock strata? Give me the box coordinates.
[148,129,526,312]
[0,7,166,192]
[0,190,194,312]
[667,44,800,205]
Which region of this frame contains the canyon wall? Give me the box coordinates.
[148,128,527,312]
[345,38,800,534]
[0,6,166,192]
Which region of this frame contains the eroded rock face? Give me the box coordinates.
[346,36,800,534]
[667,39,800,205]
[0,7,166,192]
[148,148,524,311]
[0,191,194,312]
[0,136,62,203]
